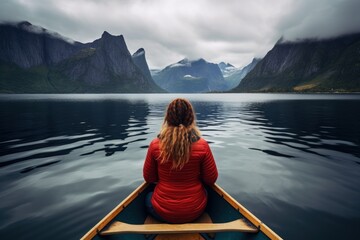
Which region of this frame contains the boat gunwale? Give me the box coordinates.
[80,182,150,240]
[211,183,282,240]
[80,182,282,240]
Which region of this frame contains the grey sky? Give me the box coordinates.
[1,0,360,69]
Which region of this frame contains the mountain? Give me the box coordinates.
[150,69,161,76]
[218,62,235,76]
[132,48,164,92]
[153,58,227,93]
[232,33,360,92]
[0,21,83,68]
[219,59,261,90]
[0,21,162,93]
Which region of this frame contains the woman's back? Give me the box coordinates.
[143,137,217,223]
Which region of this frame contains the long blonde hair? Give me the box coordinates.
[159,98,200,169]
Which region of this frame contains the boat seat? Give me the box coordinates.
[100,212,258,236]
[144,212,215,240]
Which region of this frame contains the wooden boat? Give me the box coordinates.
[81,182,282,240]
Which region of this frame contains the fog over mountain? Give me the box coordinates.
[1,0,359,69]
[232,33,360,92]
[1,19,359,93]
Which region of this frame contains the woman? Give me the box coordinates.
[143,98,218,223]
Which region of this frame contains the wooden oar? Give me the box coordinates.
[101,218,259,235]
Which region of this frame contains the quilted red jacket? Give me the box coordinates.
[143,137,218,223]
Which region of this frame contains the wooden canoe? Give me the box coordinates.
[81,182,282,240]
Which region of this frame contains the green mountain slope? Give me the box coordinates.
[0,22,163,93]
[233,33,360,92]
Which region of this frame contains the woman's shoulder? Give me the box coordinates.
[191,138,211,154]
[194,137,210,146]
[151,137,160,145]
[147,138,160,150]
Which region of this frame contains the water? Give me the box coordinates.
[0,93,359,239]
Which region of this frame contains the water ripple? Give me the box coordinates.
[0,94,360,240]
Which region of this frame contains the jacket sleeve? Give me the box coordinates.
[143,140,158,183]
[201,141,218,185]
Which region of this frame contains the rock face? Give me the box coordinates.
[218,62,235,76]
[233,33,360,92]
[153,58,227,93]
[0,21,82,68]
[49,31,150,92]
[219,59,260,90]
[132,48,152,81]
[0,21,162,93]
[132,48,163,92]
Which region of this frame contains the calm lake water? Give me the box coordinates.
[0,93,359,240]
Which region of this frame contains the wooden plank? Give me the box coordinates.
[100,218,258,235]
[80,182,149,240]
[145,213,213,240]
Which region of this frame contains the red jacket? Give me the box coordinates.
[143,137,218,223]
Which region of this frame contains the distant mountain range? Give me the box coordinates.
[233,34,360,92]
[218,59,261,89]
[151,58,261,93]
[0,21,162,93]
[1,21,359,93]
[152,58,228,92]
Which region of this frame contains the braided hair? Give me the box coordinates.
[159,98,201,169]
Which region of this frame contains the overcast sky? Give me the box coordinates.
[1,0,360,69]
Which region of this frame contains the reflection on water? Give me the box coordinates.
[0,94,360,239]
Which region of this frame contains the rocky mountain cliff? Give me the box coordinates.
[219,59,261,90]
[0,21,83,68]
[233,33,360,92]
[153,58,227,93]
[132,48,163,92]
[0,21,162,93]
[218,62,235,76]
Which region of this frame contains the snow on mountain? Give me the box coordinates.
[218,59,261,90]
[153,58,227,92]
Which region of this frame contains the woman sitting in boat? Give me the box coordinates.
[143,98,218,223]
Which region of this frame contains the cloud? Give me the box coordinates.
[1,0,360,69]
[278,0,360,40]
